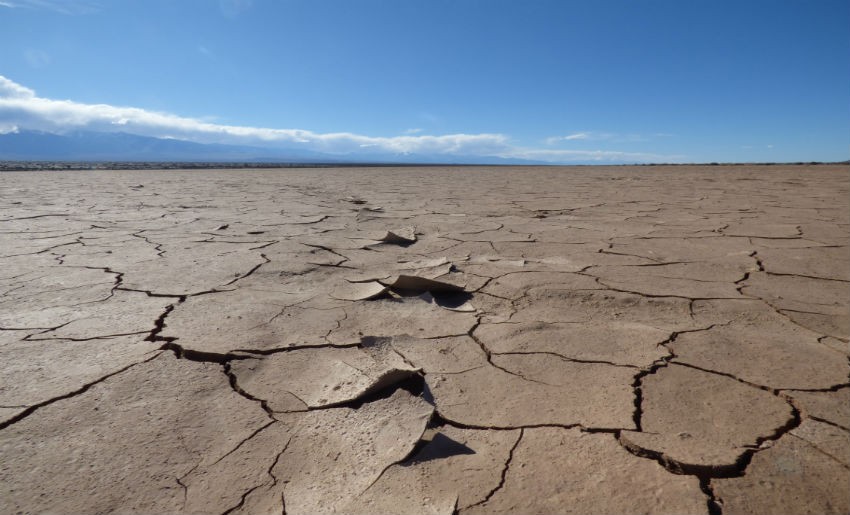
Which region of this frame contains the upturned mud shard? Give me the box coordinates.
[0,165,847,514]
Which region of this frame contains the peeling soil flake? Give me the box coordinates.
[0,165,848,514]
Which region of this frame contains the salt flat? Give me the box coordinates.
[1,165,848,515]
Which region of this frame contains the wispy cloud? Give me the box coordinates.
[546,132,610,144]
[24,49,51,68]
[506,147,683,163]
[0,75,681,163]
[563,132,590,140]
[546,131,673,145]
[0,0,99,14]
[219,0,252,17]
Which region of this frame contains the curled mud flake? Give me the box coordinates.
[228,345,420,411]
[380,274,465,293]
[378,226,417,245]
[330,281,388,301]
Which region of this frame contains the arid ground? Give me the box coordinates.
[1,165,848,515]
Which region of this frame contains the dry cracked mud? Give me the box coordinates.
[1,165,848,515]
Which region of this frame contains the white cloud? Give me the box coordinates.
[0,75,680,163]
[0,76,510,155]
[0,76,36,99]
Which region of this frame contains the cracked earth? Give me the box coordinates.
[1,165,848,515]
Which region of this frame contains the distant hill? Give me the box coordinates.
[0,130,334,162]
[0,130,548,165]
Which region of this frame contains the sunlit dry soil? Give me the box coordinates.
[1,165,848,514]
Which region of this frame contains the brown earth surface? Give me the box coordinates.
[1,165,848,515]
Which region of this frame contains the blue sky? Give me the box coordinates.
[1,0,848,163]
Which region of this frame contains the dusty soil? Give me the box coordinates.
[1,165,848,515]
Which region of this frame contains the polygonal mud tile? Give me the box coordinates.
[688,298,775,326]
[465,427,706,515]
[163,290,345,354]
[713,431,850,515]
[588,260,752,298]
[789,419,849,467]
[757,246,850,281]
[0,335,160,408]
[480,271,601,300]
[296,233,380,251]
[783,388,850,429]
[391,335,488,374]
[0,232,82,258]
[722,222,801,238]
[58,239,163,268]
[0,353,270,514]
[741,271,849,339]
[343,426,521,514]
[818,336,849,356]
[797,223,850,246]
[670,319,849,390]
[742,271,848,314]
[0,268,122,330]
[510,288,694,330]
[182,418,300,514]
[0,253,59,281]
[0,266,115,307]
[475,320,668,368]
[15,289,172,339]
[120,245,268,295]
[328,297,477,345]
[428,354,634,429]
[273,389,433,514]
[608,236,754,263]
[783,311,850,341]
[621,364,794,469]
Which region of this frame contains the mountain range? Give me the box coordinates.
[0,130,545,165]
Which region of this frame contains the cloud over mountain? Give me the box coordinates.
[0,76,674,163]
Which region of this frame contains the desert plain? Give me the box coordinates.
[0,164,848,515]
